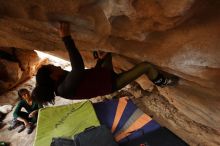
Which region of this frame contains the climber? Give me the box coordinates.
[31,22,178,104]
[8,88,42,134]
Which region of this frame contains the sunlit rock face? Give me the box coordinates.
[0,0,220,145]
[0,47,40,94]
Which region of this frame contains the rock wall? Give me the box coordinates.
[0,47,41,94]
[0,0,220,145]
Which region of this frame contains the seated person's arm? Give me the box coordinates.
[17,117,29,126]
[13,101,23,120]
[29,103,43,118]
[29,110,38,118]
[13,101,29,126]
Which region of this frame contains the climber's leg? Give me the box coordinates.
[113,62,158,91]
[113,62,179,91]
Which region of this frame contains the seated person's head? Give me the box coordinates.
[18,88,31,101]
[31,65,63,105]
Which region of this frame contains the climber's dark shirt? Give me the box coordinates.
[56,36,113,99]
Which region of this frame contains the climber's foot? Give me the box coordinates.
[153,73,179,87]
[162,76,179,87]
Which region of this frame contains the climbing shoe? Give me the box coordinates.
[17,124,25,133]
[153,73,179,87]
[8,119,22,131]
[27,124,35,134]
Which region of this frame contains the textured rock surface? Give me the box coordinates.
[0,0,220,145]
[0,47,41,94]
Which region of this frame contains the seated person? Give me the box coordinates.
[8,88,42,134]
[31,22,178,105]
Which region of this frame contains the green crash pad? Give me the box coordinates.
[34,101,100,146]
